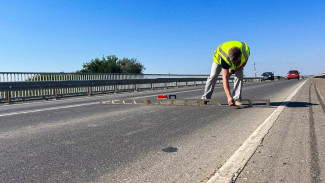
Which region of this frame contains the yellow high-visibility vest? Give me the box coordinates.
[213,41,250,70]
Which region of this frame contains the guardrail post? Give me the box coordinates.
[53,89,58,100]
[6,91,11,104]
[151,83,154,90]
[186,81,188,87]
[114,85,118,93]
[164,83,167,89]
[88,86,92,96]
[176,82,179,88]
[134,84,138,92]
[194,81,197,86]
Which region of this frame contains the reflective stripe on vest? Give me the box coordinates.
[218,46,230,63]
[241,42,248,61]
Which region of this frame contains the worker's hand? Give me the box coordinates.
[228,70,233,76]
[229,70,236,76]
[227,97,234,106]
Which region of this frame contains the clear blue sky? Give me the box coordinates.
[1,0,325,76]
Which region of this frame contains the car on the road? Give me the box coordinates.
[287,70,300,80]
[261,72,274,81]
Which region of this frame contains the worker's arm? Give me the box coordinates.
[222,68,234,106]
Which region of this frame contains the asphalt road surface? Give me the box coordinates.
[236,78,325,183]
[0,79,307,183]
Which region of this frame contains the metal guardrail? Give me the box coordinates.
[0,72,262,104]
[0,72,209,82]
[0,72,210,104]
[0,77,209,104]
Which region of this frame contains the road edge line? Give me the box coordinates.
[207,80,308,183]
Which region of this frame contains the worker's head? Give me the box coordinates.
[228,47,242,64]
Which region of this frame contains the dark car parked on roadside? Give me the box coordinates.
[261,72,274,81]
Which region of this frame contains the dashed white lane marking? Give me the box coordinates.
[207,80,307,183]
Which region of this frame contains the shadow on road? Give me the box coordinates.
[162,147,178,153]
[270,101,318,107]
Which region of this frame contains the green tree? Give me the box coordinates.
[77,55,145,74]
[118,58,145,74]
[107,55,120,73]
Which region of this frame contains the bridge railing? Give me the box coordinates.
[0,72,261,104]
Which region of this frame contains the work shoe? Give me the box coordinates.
[235,100,242,106]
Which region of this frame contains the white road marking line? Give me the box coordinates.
[0,82,263,108]
[0,102,98,117]
[207,80,307,183]
[0,88,206,116]
[0,96,97,108]
[0,82,243,116]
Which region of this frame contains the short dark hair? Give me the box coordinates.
[228,47,242,62]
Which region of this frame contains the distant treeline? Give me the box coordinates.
[77,55,146,74]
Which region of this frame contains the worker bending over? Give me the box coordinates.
[202,41,250,106]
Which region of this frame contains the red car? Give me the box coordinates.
[287,70,300,80]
